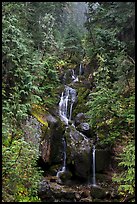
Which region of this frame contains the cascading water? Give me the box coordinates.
[92,145,96,186]
[72,69,78,82]
[59,86,77,124]
[57,85,77,177]
[56,137,67,177]
[62,137,67,170]
[79,63,82,75]
[59,91,69,125]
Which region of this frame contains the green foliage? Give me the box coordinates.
[86,85,135,145]
[2,2,67,202]
[112,140,135,197]
[85,2,135,144]
[84,2,135,71]
[2,1,135,202]
[2,138,43,202]
[85,2,135,199]
[73,87,90,117]
[63,26,84,62]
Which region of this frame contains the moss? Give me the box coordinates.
[49,164,61,175]
[73,87,90,117]
[31,104,48,128]
[60,171,72,182]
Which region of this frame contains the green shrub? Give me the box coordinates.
[2,138,43,202]
[112,140,135,197]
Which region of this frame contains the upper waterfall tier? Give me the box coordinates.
[59,86,77,125]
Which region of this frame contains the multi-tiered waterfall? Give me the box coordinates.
[57,84,77,177]
[57,64,91,180]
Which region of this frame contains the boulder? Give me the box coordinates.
[74,113,87,126]
[56,170,72,184]
[76,122,91,137]
[40,113,66,164]
[62,69,74,84]
[64,126,93,179]
[74,151,91,179]
[21,115,42,151]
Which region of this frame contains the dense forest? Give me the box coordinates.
[2,2,135,202]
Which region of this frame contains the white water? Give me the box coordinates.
[79,64,82,75]
[69,102,74,120]
[72,69,79,82]
[57,85,77,177]
[59,86,76,125]
[62,138,66,169]
[59,90,69,125]
[56,137,67,177]
[92,145,96,185]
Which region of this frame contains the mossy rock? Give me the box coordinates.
[73,87,90,117]
[59,170,73,182]
[49,164,61,175]
[31,104,49,127]
[31,104,66,164]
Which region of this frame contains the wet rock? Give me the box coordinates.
[65,126,93,179]
[31,104,66,165]
[96,149,111,172]
[46,114,58,126]
[74,152,91,179]
[60,170,72,181]
[74,113,87,126]
[91,185,108,199]
[40,115,66,164]
[56,170,72,184]
[62,69,75,84]
[76,122,91,137]
[49,164,61,175]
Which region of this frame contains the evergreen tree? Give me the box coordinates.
[85,2,135,200]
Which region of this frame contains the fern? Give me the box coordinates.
[112,140,135,196]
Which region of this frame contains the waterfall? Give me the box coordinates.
[72,69,75,80]
[59,86,76,124]
[59,90,69,125]
[72,69,78,82]
[92,145,96,185]
[57,85,77,177]
[69,103,74,120]
[56,137,67,177]
[79,63,82,75]
[62,137,66,171]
